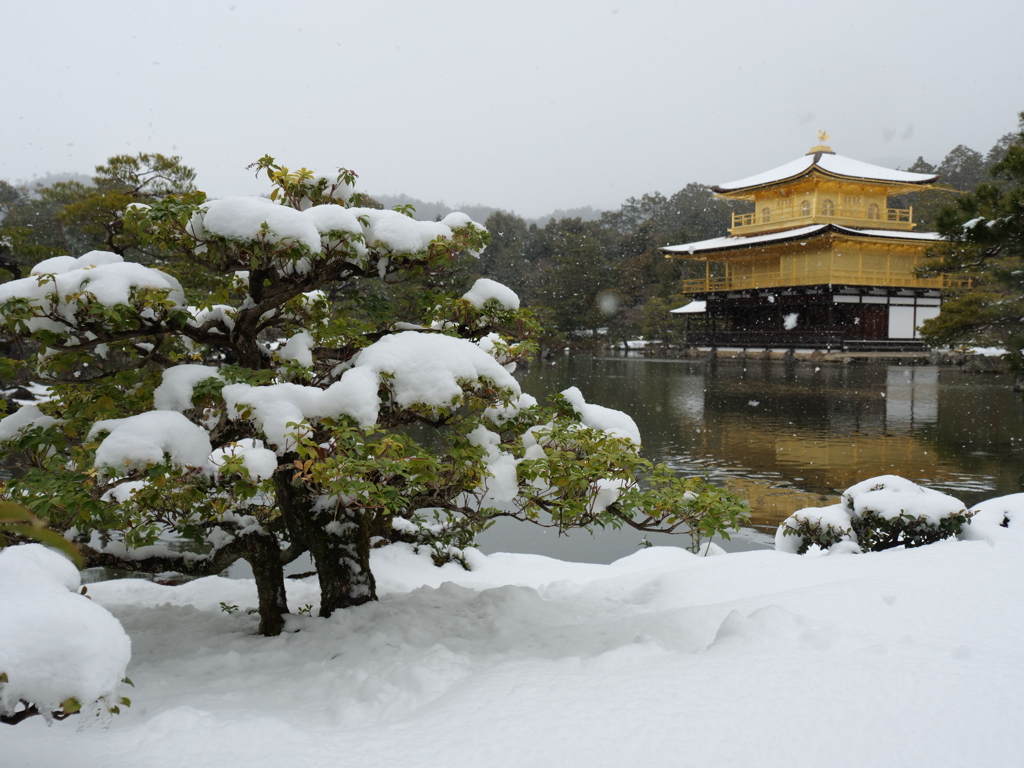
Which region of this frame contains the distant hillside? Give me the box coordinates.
[532,206,603,224]
[371,194,500,224]
[371,193,604,225]
[15,172,93,191]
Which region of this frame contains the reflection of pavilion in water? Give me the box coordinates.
[669,365,943,529]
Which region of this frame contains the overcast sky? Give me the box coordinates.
[4,1,1022,218]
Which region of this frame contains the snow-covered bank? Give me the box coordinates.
[6,534,1024,767]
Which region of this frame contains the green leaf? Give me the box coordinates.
[61,697,81,715]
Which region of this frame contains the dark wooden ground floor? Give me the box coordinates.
[677,284,941,351]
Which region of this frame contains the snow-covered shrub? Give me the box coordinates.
[959,493,1024,543]
[776,475,971,554]
[0,157,748,636]
[0,544,131,725]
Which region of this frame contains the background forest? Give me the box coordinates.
[1,133,1016,349]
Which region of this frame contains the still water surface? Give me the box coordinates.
[478,353,1024,562]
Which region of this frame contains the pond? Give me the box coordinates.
[477,353,1024,562]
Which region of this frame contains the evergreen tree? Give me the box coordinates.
[937,144,988,192]
[919,113,1024,385]
[0,157,749,637]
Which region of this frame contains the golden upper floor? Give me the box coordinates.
[714,139,938,236]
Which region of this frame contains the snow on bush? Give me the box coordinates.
[221,331,521,452]
[560,386,641,444]
[89,411,214,470]
[776,475,971,554]
[462,278,520,311]
[205,439,280,482]
[0,544,130,725]
[0,403,61,442]
[152,364,223,411]
[960,493,1024,543]
[0,252,183,334]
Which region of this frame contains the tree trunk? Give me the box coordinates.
[242,531,290,636]
[275,465,377,618]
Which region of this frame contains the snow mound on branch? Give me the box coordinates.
[205,439,279,482]
[0,544,130,721]
[0,253,184,332]
[440,212,480,230]
[153,365,223,411]
[101,480,147,503]
[89,411,213,470]
[462,278,520,311]
[0,403,61,442]
[30,250,124,276]
[484,392,538,425]
[465,425,520,504]
[187,198,479,258]
[223,332,520,452]
[277,330,315,368]
[560,386,641,445]
[192,197,322,252]
[301,206,367,255]
[352,332,520,411]
[186,304,236,333]
[351,208,454,254]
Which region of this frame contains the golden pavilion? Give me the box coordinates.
[662,133,963,349]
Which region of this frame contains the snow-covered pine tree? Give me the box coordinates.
[0,157,748,635]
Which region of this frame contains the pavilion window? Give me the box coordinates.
[801,200,811,217]
[868,203,880,220]
[821,199,835,216]
[761,208,771,223]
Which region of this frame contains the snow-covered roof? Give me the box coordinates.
[661,224,942,257]
[670,300,707,314]
[712,152,939,193]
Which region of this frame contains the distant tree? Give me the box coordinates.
[897,152,971,231]
[0,180,97,275]
[535,218,619,339]
[602,183,736,245]
[937,144,988,192]
[907,156,937,174]
[0,153,195,281]
[475,211,537,301]
[919,113,1024,386]
[371,193,496,225]
[59,153,197,260]
[535,206,603,224]
[987,132,1018,177]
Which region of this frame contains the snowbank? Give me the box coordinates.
[0,545,130,722]
[4,534,1024,766]
[961,493,1024,543]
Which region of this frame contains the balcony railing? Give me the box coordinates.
[680,269,970,294]
[731,206,913,232]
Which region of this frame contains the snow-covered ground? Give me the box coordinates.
[7,531,1024,767]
